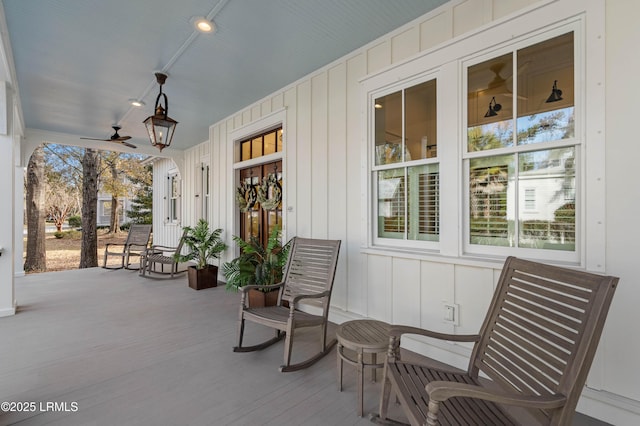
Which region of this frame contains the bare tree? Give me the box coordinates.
[100,152,149,233]
[45,172,80,232]
[80,148,99,268]
[24,145,47,272]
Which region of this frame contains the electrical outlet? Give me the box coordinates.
[443,302,459,325]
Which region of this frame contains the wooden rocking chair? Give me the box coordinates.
[233,237,341,372]
[102,224,152,270]
[140,229,187,278]
[372,256,618,426]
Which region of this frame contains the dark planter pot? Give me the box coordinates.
[187,265,218,290]
[247,288,279,307]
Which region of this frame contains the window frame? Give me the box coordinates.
[361,8,603,269]
[369,72,441,251]
[461,24,583,264]
[167,171,181,225]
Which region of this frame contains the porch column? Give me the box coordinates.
[0,81,16,317]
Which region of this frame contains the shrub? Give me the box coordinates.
[53,231,64,239]
[68,215,82,228]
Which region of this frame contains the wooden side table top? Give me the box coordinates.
[336,319,390,352]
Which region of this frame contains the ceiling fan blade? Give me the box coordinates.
[118,140,137,149]
[114,135,132,141]
[80,137,108,141]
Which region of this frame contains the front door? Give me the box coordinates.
[238,160,283,247]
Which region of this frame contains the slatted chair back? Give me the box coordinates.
[280,237,341,315]
[469,256,619,425]
[125,224,152,249]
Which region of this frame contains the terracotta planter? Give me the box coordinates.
[187,265,218,290]
[247,288,279,307]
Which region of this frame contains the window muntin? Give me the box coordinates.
[465,32,577,256]
[373,78,439,244]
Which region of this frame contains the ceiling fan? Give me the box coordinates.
[476,62,528,100]
[80,125,136,149]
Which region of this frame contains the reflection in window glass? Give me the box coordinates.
[377,165,439,241]
[518,147,575,251]
[408,164,439,241]
[277,129,283,152]
[405,81,437,160]
[516,107,575,144]
[469,155,514,246]
[378,168,405,238]
[517,32,574,145]
[467,54,514,151]
[251,137,263,158]
[374,91,403,165]
[241,141,251,161]
[264,132,276,155]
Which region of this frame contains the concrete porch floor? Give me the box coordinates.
[0,268,608,425]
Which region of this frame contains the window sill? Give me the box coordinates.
[360,246,505,270]
[361,245,583,270]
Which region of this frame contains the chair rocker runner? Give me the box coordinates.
[102,224,152,270]
[233,237,341,372]
[372,256,618,426]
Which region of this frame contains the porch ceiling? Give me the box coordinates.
[3,0,447,152]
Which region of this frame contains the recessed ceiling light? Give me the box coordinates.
[194,17,215,33]
[129,98,145,107]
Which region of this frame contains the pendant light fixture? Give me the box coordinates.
[545,80,563,103]
[484,96,502,118]
[144,72,178,151]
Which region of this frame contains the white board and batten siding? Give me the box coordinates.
[151,157,183,249]
[153,1,640,424]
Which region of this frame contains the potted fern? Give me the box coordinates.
[174,219,227,290]
[222,225,290,306]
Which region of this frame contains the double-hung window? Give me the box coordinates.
[464,30,578,261]
[372,77,439,248]
[167,172,180,223]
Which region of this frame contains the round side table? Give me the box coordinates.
[336,319,390,417]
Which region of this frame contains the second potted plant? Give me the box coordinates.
[222,225,289,307]
[174,219,227,290]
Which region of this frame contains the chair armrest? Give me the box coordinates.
[238,282,285,293]
[104,242,125,249]
[149,245,177,251]
[128,243,148,250]
[147,245,178,255]
[426,381,567,410]
[290,290,330,304]
[388,325,480,343]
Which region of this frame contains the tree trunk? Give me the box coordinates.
[108,162,120,233]
[80,148,99,268]
[24,145,47,272]
[110,195,120,233]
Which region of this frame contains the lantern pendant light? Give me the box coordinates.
[144,72,178,151]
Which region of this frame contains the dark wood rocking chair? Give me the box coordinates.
[102,224,152,270]
[372,256,618,426]
[233,237,341,372]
